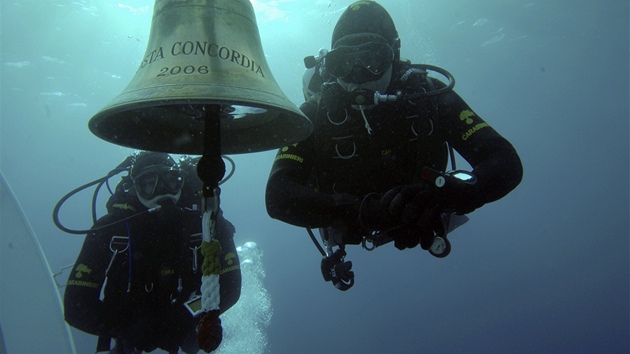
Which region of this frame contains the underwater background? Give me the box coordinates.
[1,0,628,353]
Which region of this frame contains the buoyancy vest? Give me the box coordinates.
[99,210,202,307]
[305,61,449,196]
[94,209,203,352]
[100,156,205,318]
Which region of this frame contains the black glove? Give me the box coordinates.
[357,193,398,231]
[116,320,159,353]
[378,183,450,250]
[386,207,447,250]
[380,183,439,225]
[116,306,195,353]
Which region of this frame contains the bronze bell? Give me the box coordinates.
[88,0,312,154]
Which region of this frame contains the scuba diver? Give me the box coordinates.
[59,151,241,353]
[265,1,523,291]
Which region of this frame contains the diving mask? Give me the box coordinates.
[133,165,184,201]
[325,39,394,83]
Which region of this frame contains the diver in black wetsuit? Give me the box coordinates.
[266,1,522,289]
[63,152,241,353]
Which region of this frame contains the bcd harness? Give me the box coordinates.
[308,63,466,291]
[96,213,204,353]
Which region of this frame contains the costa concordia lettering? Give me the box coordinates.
[174,41,265,77]
[139,40,266,78]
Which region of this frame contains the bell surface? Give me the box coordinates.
[88,0,312,154]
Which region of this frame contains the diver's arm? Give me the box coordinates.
[216,214,242,313]
[438,90,523,211]
[266,98,358,228]
[265,142,355,228]
[63,219,118,336]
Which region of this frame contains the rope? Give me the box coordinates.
[198,209,222,352]
[200,240,221,311]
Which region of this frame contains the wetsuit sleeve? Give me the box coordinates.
[437,89,523,212]
[265,99,356,228]
[63,216,121,336]
[216,213,241,314]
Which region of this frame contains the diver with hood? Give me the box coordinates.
[62,151,241,353]
[266,1,523,290]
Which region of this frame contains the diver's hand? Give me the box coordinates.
[381,183,439,225]
[379,183,444,250]
[387,210,445,250]
[357,193,397,231]
[117,323,159,353]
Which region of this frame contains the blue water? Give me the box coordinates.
[1,1,628,353]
